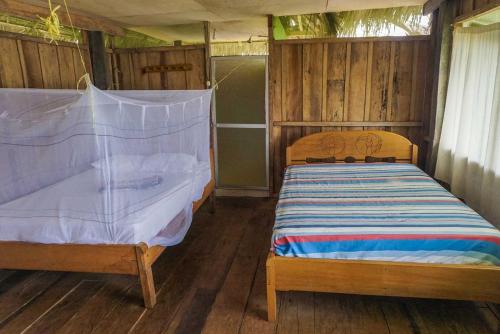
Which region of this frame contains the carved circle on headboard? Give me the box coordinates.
[355,133,383,154]
[320,135,346,156]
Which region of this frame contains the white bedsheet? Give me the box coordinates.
[0,163,211,245]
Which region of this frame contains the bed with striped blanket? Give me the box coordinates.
[272,163,500,265]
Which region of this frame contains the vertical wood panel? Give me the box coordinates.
[38,43,62,89]
[83,48,93,82]
[386,42,397,129]
[106,52,113,89]
[410,40,431,158]
[20,41,43,88]
[165,50,188,89]
[160,52,168,89]
[325,43,347,132]
[145,52,162,90]
[57,46,77,89]
[0,37,24,87]
[474,0,489,11]
[16,40,29,87]
[321,44,328,127]
[73,48,90,88]
[282,46,303,122]
[391,42,413,137]
[369,42,391,130]
[117,53,133,89]
[363,42,374,130]
[302,43,323,135]
[342,43,352,131]
[132,52,149,89]
[346,42,369,131]
[185,49,205,89]
[282,44,303,151]
[409,42,419,121]
[461,0,475,14]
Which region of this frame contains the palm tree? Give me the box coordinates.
[274,6,430,39]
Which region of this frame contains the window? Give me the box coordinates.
[273,6,431,40]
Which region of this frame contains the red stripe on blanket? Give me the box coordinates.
[274,234,500,245]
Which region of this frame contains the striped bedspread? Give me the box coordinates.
[272,163,500,265]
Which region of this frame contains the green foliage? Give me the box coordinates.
[211,40,268,56]
[274,6,430,39]
[106,30,172,48]
[36,0,62,43]
[272,16,288,40]
[336,6,429,36]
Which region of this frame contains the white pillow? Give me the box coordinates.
[141,153,197,173]
[91,155,145,173]
[99,174,163,192]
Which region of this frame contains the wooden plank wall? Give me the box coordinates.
[0,31,92,89]
[112,45,206,90]
[0,31,205,91]
[270,36,433,192]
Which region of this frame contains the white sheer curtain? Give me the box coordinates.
[435,23,500,228]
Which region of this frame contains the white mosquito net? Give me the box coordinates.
[0,83,212,246]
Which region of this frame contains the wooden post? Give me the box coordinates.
[135,243,157,308]
[203,21,212,89]
[267,15,275,195]
[110,38,120,90]
[204,20,217,200]
[87,31,110,89]
[266,252,277,321]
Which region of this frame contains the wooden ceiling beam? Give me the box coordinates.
[0,0,125,36]
[423,0,447,15]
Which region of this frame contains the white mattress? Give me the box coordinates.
[0,163,211,245]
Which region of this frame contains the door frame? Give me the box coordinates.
[211,55,269,196]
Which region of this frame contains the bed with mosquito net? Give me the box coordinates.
[0,84,214,308]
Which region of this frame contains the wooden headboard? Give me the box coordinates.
[286,131,418,166]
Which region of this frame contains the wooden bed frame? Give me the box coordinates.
[0,149,216,309]
[266,131,500,321]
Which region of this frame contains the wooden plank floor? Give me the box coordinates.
[0,197,497,334]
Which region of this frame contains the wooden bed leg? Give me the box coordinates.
[266,252,277,321]
[209,192,216,214]
[135,243,157,308]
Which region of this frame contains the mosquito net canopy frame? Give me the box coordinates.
[0,84,212,246]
